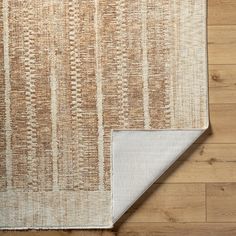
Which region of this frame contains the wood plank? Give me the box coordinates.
[208,26,236,44]
[118,223,236,236]
[207,183,236,222]
[209,65,236,104]
[123,184,205,223]
[199,103,236,144]
[208,0,236,25]
[156,144,236,183]
[208,26,236,65]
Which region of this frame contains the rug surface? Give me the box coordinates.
[0,0,208,228]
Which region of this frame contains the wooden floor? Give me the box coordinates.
[1,0,236,235]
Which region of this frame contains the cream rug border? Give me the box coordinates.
[0,191,112,229]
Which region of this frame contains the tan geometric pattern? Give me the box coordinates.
[0,0,208,228]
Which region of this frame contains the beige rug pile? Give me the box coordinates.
[0,0,208,229]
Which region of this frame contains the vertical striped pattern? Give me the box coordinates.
[7,1,54,191]
[57,0,100,190]
[0,0,208,227]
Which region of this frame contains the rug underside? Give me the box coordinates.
[0,0,208,228]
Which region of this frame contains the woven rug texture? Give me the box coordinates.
[0,0,207,228]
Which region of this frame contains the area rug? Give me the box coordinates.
[0,0,208,229]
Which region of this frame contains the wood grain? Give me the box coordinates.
[118,223,236,236]
[208,0,236,25]
[1,0,236,235]
[126,184,205,223]
[209,65,236,104]
[208,26,236,64]
[157,144,236,183]
[207,183,236,222]
[203,104,236,143]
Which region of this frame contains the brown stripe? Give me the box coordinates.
[9,2,54,191]
[147,0,171,129]
[9,1,28,190]
[77,0,99,190]
[0,0,6,191]
[57,0,99,191]
[99,0,120,190]
[57,1,74,190]
[35,2,53,191]
[100,0,149,189]
[54,0,76,191]
[126,0,145,129]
